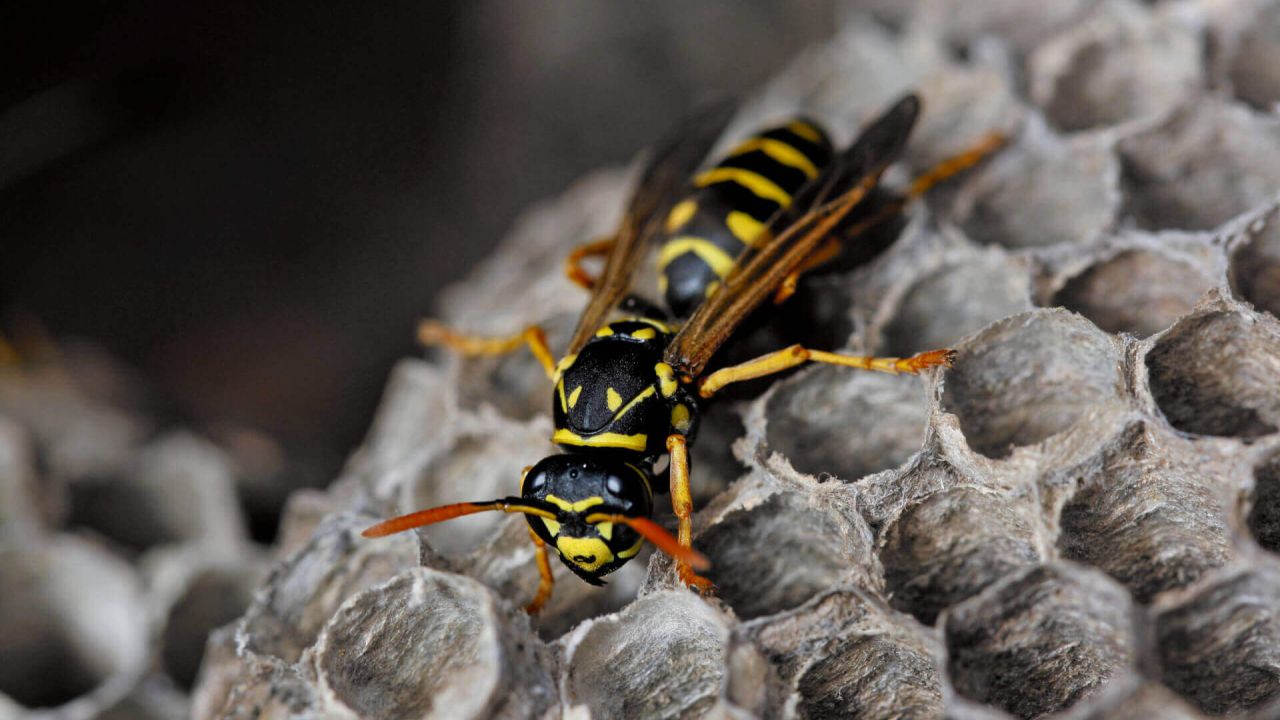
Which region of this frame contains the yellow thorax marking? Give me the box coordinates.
[595,326,614,337]
[552,429,648,451]
[613,385,655,421]
[542,518,562,536]
[606,387,623,411]
[557,379,568,412]
[671,403,692,432]
[694,167,791,206]
[553,354,577,383]
[728,137,820,178]
[658,237,735,278]
[665,199,697,233]
[631,327,656,340]
[544,494,604,513]
[568,385,583,409]
[655,362,678,397]
[726,211,768,247]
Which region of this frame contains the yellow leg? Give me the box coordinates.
[698,344,954,399]
[524,528,555,614]
[417,320,557,380]
[666,434,714,594]
[908,131,1007,199]
[564,236,614,292]
[773,236,843,305]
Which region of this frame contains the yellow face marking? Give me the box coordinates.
[726,211,768,247]
[631,327,656,340]
[606,387,623,412]
[596,521,614,540]
[705,280,721,298]
[556,535,614,573]
[728,137,820,178]
[694,167,791,206]
[545,494,604,513]
[665,199,697,233]
[618,537,644,559]
[595,326,614,337]
[568,385,583,409]
[655,362,678,398]
[658,237,735,278]
[671,403,692,433]
[542,518,561,536]
[552,429,648,451]
[788,120,823,143]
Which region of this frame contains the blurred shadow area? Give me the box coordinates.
[0,0,835,535]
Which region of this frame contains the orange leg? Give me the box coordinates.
[771,131,1007,305]
[564,237,614,292]
[666,434,714,594]
[417,320,557,379]
[697,345,954,399]
[524,528,555,614]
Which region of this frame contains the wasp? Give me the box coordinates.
[363,94,1004,612]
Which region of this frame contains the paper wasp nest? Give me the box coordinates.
[7,0,1280,718]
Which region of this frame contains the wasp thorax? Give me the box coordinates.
[521,454,655,582]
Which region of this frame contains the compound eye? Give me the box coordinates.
[526,472,547,493]
[606,475,624,496]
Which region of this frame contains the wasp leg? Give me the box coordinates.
[772,132,1007,306]
[666,433,714,594]
[524,528,556,614]
[564,236,615,292]
[698,345,954,399]
[417,320,557,379]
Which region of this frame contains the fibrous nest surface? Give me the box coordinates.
[6,0,1280,718]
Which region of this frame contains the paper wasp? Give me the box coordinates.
[363,94,1003,612]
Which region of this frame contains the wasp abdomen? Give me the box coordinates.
[658,119,834,318]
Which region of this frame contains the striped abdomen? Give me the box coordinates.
[658,118,834,318]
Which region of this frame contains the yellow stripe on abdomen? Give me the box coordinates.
[658,236,736,278]
[727,137,820,179]
[693,167,791,206]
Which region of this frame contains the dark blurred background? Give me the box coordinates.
[2,1,837,490]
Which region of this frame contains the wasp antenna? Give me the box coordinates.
[585,513,711,571]
[362,498,555,538]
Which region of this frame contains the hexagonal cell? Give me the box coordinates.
[1053,249,1215,337]
[696,489,878,620]
[880,485,1041,624]
[1056,423,1232,603]
[1154,566,1280,714]
[914,0,1097,60]
[161,567,258,690]
[1028,2,1202,132]
[955,129,1117,249]
[941,309,1125,458]
[1145,308,1280,438]
[1249,452,1280,553]
[944,563,1135,718]
[561,590,760,717]
[881,248,1032,358]
[1065,680,1207,720]
[1227,2,1280,111]
[0,539,146,713]
[764,366,930,481]
[1118,100,1280,232]
[240,512,419,663]
[1229,209,1280,319]
[403,417,553,557]
[313,568,555,720]
[745,589,944,718]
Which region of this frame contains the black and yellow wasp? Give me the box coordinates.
[363,94,1002,612]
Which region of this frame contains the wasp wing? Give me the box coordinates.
[664,94,921,378]
[565,102,736,356]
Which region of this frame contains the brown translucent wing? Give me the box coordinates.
[565,102,736,355]
[664,94,921,378]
